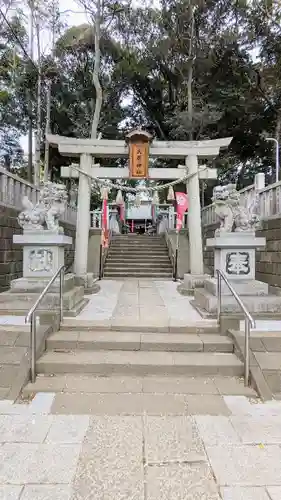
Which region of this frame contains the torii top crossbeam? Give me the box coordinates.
[47,134,232,159]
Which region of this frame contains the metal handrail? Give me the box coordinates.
[25,265,65,383]
[217,269,255,386]
[99,230,112,279]
[165,229,177,281]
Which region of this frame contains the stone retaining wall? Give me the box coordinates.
[202,222,218,276]
[256,217,281,290]
[202,216,281,291]
[0,204,76,293]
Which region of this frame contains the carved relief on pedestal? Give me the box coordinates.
[28,249,53,272]
[226,251,250,276]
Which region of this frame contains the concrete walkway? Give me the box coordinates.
[70,280,206,330]
[0,383,280,499]
[1,280,281,498]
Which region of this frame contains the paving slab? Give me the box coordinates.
[72,452,144,500]
[141,376,219,394]
[24,375,143,395]
[199,334,233,352]
[45,415,89,444]
[71,415,144,499]
[0,346,27,365]
[214,376,257,396]
[230,415,281,444]
[0,414,52,443]
[267,486,281,499]
[223,396,253,415]
[50,392,187,415]
[144,416,205,463]
[0,388,9,399]
[195,416,240,445]
[84,416,143,462]
[140,333,203,351]
[0,443,81,484]
[28,393,55,414]
[206,444,281,486]
[254,352,281,370]
[64,375,143,393]
[185,395,231,415]
[20,485,72,500]
[146,463,220,500]
[220,487,270,500]
[0,486,23,499]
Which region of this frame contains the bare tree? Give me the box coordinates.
[44,0,60,181]
[34,16,41,185]
[77,0,102,139]
[27,0,34,183]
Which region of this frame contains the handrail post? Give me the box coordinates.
[217,270,221,326]
[31,312,36,384]
[99,243,103,280]
[60,267,64,325]
[245,318,250,386]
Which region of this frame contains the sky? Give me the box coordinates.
[19,0,159,153]
[20,0,88,153]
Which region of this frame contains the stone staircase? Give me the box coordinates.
[23,323,244,395]
[103,234,173,279]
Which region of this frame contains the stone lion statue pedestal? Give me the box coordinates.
[193,184,281,317]
[0,182,89,317]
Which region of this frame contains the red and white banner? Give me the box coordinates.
[101,199,109,248]
[119,203,125,222]
[175,192,188,231]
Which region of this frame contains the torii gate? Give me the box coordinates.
[47,132,232,287]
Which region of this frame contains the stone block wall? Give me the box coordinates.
[0,204,76,293]
[202,222,218,276]
[0,206,22,291]
[256,217,281,290]
[202,216,281,291]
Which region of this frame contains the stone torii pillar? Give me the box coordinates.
[74,153,92,280]
[186,155,204,275]
[183,155,210,291]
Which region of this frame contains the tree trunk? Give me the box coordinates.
[34,22,41,186]
[44,1,57,182]
[275,113,281,183]
[90,0,102,139]
[44,82,51,181]
[187,3,194,141]
[27,0,34,183]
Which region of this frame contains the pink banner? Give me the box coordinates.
[175,192,188,231]
[119,203,125,222]
[101,199,109,248]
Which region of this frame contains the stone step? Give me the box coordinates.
[60,319,220,334]
[108,253,169,259]
[109,246,168,251]
[111,240,165,244]
[36,350,243,377]
[104,263,172,270]
[46,331,234,352]
[112,237,164,241]
[103,271,172,278]
[109,247,169,252]
[22,374,256,398]
[107,255,169,260]
[106,258,171,265]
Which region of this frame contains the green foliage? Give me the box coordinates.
[1,0,281,189]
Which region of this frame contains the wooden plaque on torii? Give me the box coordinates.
[126,130,153,179]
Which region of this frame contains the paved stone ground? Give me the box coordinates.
[69,280,203,328]
[0,377,279,499]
